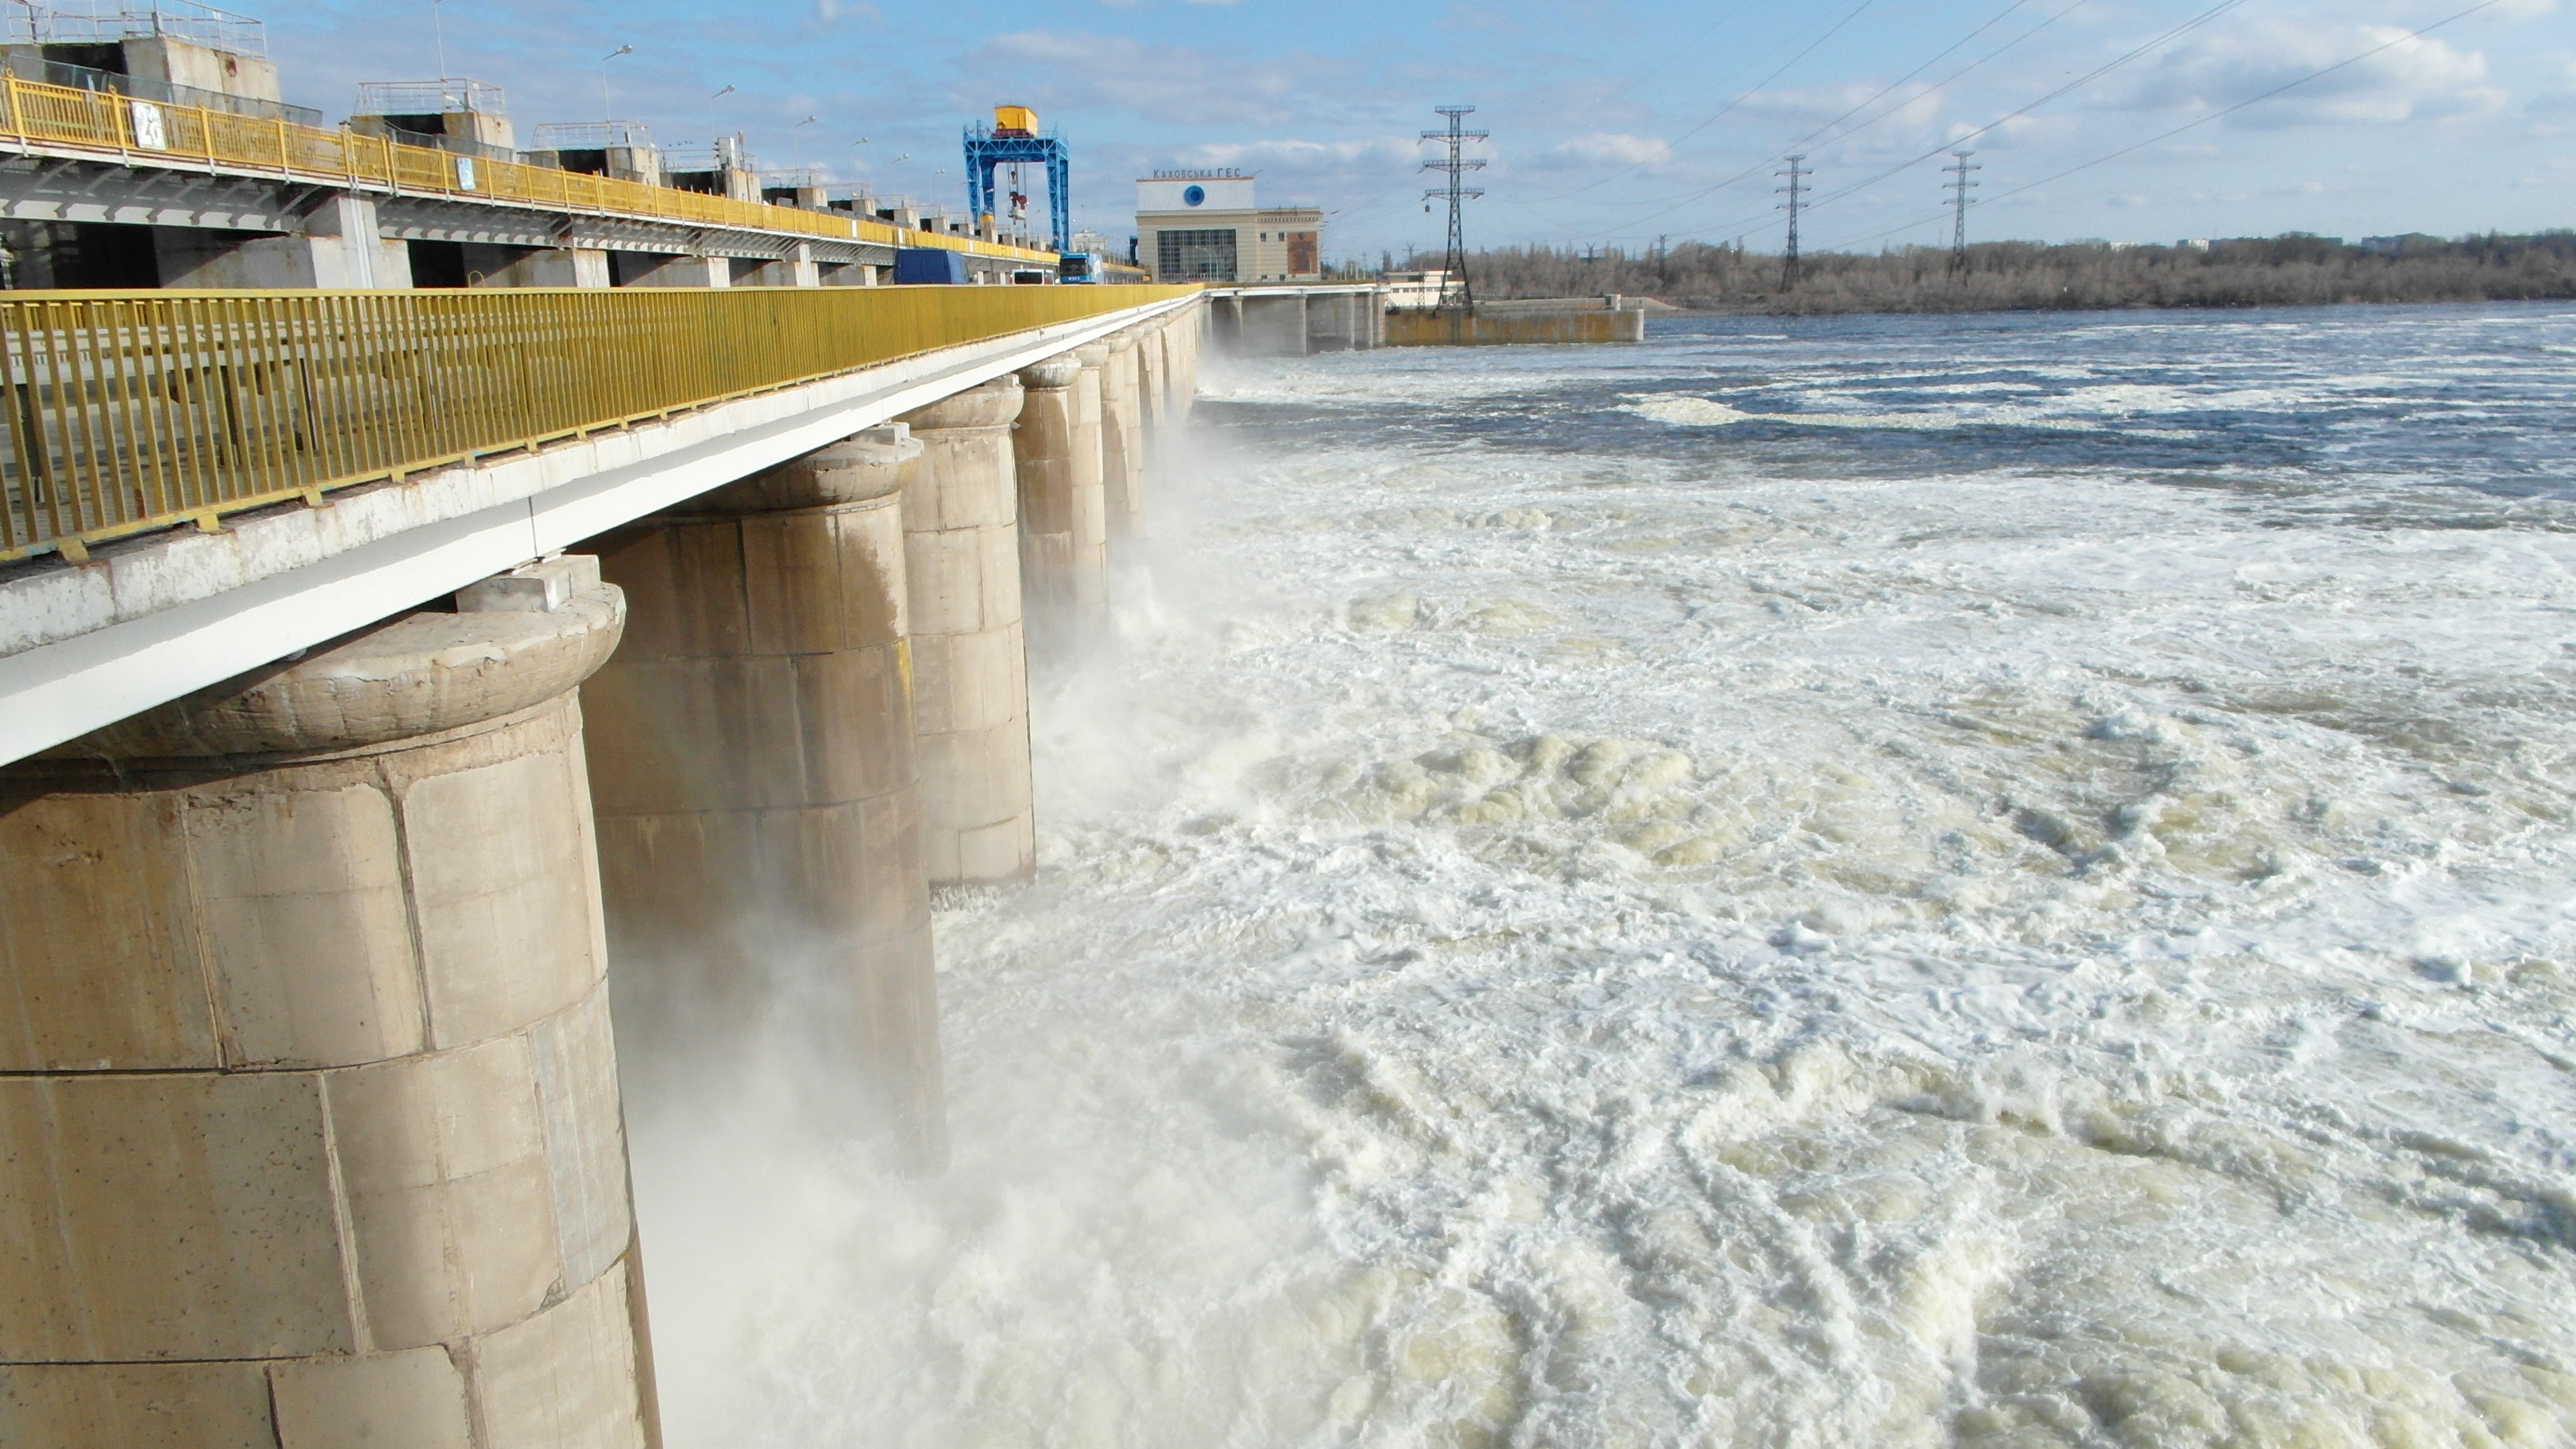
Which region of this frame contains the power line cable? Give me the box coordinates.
[1487,0,2087,249]
[1522,0,1883,205]
[1527,0,2095,242]
[1611,0,2058,214]
[1813,0,2510,252]
[1753,0,2044,166]
[1593,0,2257,245]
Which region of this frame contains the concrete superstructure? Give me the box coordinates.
[0,9,1062,288]
[1135,169,1322,284]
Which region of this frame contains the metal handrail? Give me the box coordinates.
[0,285,1197,562]
[354,79,506,118]
[0,75,1063,266]
[1,0,264,56]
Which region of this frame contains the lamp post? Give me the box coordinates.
[600,43,632,122]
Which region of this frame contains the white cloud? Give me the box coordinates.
[1737,82,1942,135]
[2524,55,2576,110]
[1539,132,1674,172]
[2116,19,2505,126]
[967,31,1333,126]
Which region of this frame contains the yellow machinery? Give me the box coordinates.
[992,105,1039,138]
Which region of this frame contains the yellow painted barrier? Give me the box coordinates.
[1384,309,1643,346]
[0,75,1062,266]
[0,285,1196,561]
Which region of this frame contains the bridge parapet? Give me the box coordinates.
[0,285,1197,566]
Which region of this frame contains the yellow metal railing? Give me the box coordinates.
[0,75,1062,267]
[0,285,1195,561]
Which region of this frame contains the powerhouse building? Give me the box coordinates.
[1135,169,1321,284]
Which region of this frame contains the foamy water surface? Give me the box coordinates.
[632,306,2576,1448]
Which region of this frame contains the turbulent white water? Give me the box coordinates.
[633,306,2576,1448]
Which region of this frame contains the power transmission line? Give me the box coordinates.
[1525,0,1881,206]
[1944,151,1980,277]
[1815,0,2513,253]
[1606,0,2253,247]
[1757,0,2257,224]
[1423,105,1487,311]
[1777,155,1809,290]
[1652,0,2052,212]
[1517,0,2086,236]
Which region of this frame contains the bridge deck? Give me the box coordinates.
[0,285,1195,564]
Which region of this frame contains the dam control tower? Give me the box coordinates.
[963,103,1071,254]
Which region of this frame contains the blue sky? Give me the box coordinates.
[283,0,2576,260]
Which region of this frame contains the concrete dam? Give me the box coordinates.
[0,282,1206,1445]
[0,10,1646,1443]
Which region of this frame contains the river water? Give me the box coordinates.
[633,305,2576,1448]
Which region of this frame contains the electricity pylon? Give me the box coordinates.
[1944,151,1980,280]
[1422,105,1486,312]
[1777,155,1808,291]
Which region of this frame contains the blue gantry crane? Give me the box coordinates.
[963,105,1071,254]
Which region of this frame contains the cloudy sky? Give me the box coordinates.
[282,0,2572,259]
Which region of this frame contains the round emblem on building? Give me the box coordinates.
[1183,184,1206,206]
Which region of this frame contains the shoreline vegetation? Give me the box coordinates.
[1420,231,2576,316]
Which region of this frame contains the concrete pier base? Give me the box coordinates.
[581,428,945,1167]
[0,565,657,1449]
[1306,292,1360,352]
[896,377,1035,887]
[1174,306,1202,420]
[1101,330,1145,544]
[475,247,612,288]
[1238,292,1310,357]
[1070,342,1112,583]
[1136,320,1169,433]
[1014,354,1107,657]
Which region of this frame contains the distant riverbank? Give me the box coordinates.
[1449,231,2576,318]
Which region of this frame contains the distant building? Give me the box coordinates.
[1381,269,1451,311]
[1134,169,1322,283]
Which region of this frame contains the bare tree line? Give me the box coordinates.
[1403,233,2576,315]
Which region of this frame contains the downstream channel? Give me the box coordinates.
[634,305,2576,1448]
